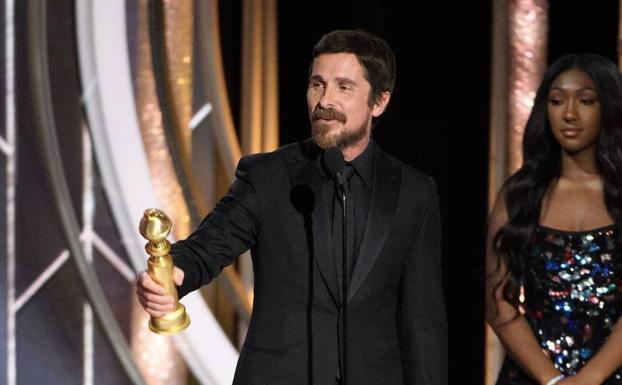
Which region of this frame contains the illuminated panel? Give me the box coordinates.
[5,1,16,384]
[241,0,279,155]
[133,1,190,384]
[136,0,191,239]
[507,0,548,173]
[486,1,548,384]
[163,0,194,167]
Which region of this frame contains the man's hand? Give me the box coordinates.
[135,267,185,318]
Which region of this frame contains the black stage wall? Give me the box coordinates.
[273,1,619,384]
[276,2,491,385]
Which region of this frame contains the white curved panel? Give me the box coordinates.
[74,1,238,384]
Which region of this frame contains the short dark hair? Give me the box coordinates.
[311,29,396,107]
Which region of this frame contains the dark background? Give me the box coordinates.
[272,1,618,384]
[276,2,491,384]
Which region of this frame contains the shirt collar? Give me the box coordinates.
[348,140,374,188]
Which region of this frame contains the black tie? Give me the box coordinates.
[333,164,356,385]
[332,164,356,288]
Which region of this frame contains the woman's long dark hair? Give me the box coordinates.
[493,54,622,310]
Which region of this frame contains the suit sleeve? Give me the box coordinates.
[170,155,260,298]
[400,179,448,385]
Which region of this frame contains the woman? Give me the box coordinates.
[487,54,622,385]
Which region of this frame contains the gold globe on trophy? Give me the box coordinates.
[139,208,190,334]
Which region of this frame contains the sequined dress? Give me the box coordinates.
[496,225,622,385]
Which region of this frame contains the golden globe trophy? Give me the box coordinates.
[139,208,190,335]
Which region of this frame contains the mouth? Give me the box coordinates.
[560,127,582,137]
[315,117,335,122]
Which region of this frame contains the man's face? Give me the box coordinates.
[307,53,378,150]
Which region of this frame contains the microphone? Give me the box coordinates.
[322,147,346,193]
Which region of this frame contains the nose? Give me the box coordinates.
[563,100,578,122]
[318,85,336,108]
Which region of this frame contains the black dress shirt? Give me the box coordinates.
[327,141,374,284]
[347,140,374,256]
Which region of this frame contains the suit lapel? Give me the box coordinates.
[286,143,340,306]
[347,148,401,302]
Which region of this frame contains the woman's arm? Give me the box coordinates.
[568,317,622,384]
[486,191,562,385]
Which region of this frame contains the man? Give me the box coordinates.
[136,29,447,385]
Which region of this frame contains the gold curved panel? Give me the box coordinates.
[131,1,191,384]
[163,0,194,183]
[507,0,548,174]
[135,0,192,239]
[241,0,279,154]
[486,1,548,384]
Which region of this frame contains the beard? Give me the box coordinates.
[310,107,369,150]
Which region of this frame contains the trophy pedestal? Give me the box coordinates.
[149,303,191,335]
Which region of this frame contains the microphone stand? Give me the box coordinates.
[338,180,348,385]
[322,148,349,385]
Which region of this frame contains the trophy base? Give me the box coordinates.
[149,304,191,335]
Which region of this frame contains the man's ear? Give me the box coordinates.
[371,91,391,117]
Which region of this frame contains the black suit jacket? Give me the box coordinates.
[172,140,447,385]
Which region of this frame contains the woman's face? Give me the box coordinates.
[547,68,601,155]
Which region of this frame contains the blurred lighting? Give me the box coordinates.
[508,0,548,173]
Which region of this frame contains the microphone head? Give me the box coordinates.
[322,147,345,179]
[290,184,315,215]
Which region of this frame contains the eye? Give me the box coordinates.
[337,82,355,92]
[580,98,598,105]
[548,98,564,106]
[309,81,324,90]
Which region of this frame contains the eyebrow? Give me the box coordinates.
[308,75,357,86]
[336,77,357,86]
[309,75,324,82]
[549,86,597,93]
